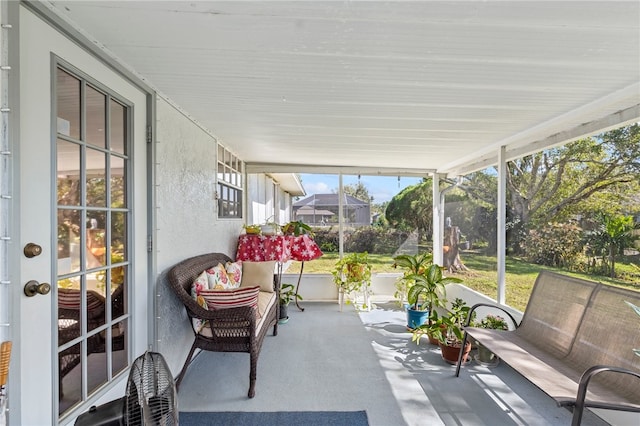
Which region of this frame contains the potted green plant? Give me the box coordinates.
[406,264,461,331]
[392,252,433,328]
[243,224,261,235]
[279,283,302,324]
[412,298,473,364]
[282,220,314,237]
[260,221,280,236]
[331,252,372,311]
[474,314,508,365]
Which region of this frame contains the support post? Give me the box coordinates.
[497,146,507,305]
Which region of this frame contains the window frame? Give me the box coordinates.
[217,145,244,219]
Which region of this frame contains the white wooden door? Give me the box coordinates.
[16,7,149,425]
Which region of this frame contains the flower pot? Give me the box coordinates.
[406,307,429,330]
[346,263,367,282]
[438,340,472,365]
[279,303,289,320]
[428,324,448,345]
[260,224,278,235]
[475,343,499,366]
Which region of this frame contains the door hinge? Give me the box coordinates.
[146,125,152,144]
[147,235,153,252]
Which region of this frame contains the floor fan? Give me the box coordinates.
[75,351,177,426]
[124,351,178,425]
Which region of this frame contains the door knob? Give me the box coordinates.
[24,280,51,297]
[23,243,42,258]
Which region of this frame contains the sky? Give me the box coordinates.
[299,173,423,204]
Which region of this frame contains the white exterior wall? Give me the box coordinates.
[248,174,293,226]
[152,99,298,376]
[153,97,241,374]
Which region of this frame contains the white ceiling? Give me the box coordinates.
[43,1,640,177]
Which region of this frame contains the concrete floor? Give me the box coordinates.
[177,301,616,426]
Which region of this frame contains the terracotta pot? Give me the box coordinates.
[427,324,448,345]
[438,340,472,365]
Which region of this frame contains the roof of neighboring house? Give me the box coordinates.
[294,194,369,208]
[295,206,335,216]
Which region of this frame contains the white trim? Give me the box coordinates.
[497,146,507,305]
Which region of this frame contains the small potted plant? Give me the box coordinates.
[392,252,433,328]
[474,314,508,365]
[279,283,302,324]
[260,221,280,236]
[282,220,314,237]
[412,298,473,364]
[331,252,372,311]
[243,224,261,235]
[406,264,461,332]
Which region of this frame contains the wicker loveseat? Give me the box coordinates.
[167,252,279,398]
[456,271,640,425]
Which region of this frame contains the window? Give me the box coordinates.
[217,145,243,218]
[55,66,131,416]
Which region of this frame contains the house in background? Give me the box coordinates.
[294,194,370,227]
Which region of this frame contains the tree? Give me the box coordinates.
[585,214,638,278]
[385,179,433,239]
[343,182,370,202]
[463,124,640,251]
[507,124,640,228]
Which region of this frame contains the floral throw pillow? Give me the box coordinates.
[206,263,232,290]
[190,271,209,332]
[225,260,243,288]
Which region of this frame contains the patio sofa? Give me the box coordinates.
[455,271,640,425]
[167,252,279,398]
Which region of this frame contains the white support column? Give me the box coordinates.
[432,173,443,265]
[497,146,507,305]
[338,173,344,257]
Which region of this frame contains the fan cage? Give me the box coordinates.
[125,351,178,426]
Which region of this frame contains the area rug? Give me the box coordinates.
[179,410,369,426]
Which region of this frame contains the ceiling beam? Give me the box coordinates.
[246,163,435,177]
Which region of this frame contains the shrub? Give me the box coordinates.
[522,222,583,268]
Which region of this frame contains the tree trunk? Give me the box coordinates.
[609,244,616,278]
[443,226,468,272]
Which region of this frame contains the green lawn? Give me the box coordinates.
[285,251,640,312]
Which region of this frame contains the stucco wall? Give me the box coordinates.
[153,97,241,374]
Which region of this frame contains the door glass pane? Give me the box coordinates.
[112,320,128,375]
[57,139,80,206]
[57,209,81,274]
[86,148,106,207]
[86,288,106,333]
[110,155,125,208]
[111,212,126,264]
[56,69,80,139]
[110,99,126,154]
[86,211,107,269]
[112,268,127,320]
[86,85,106,148]
[58,277,81,345]
[58,342,82,415]
[87,341,108,394]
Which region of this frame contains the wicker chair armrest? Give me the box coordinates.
[572,365,640,426]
